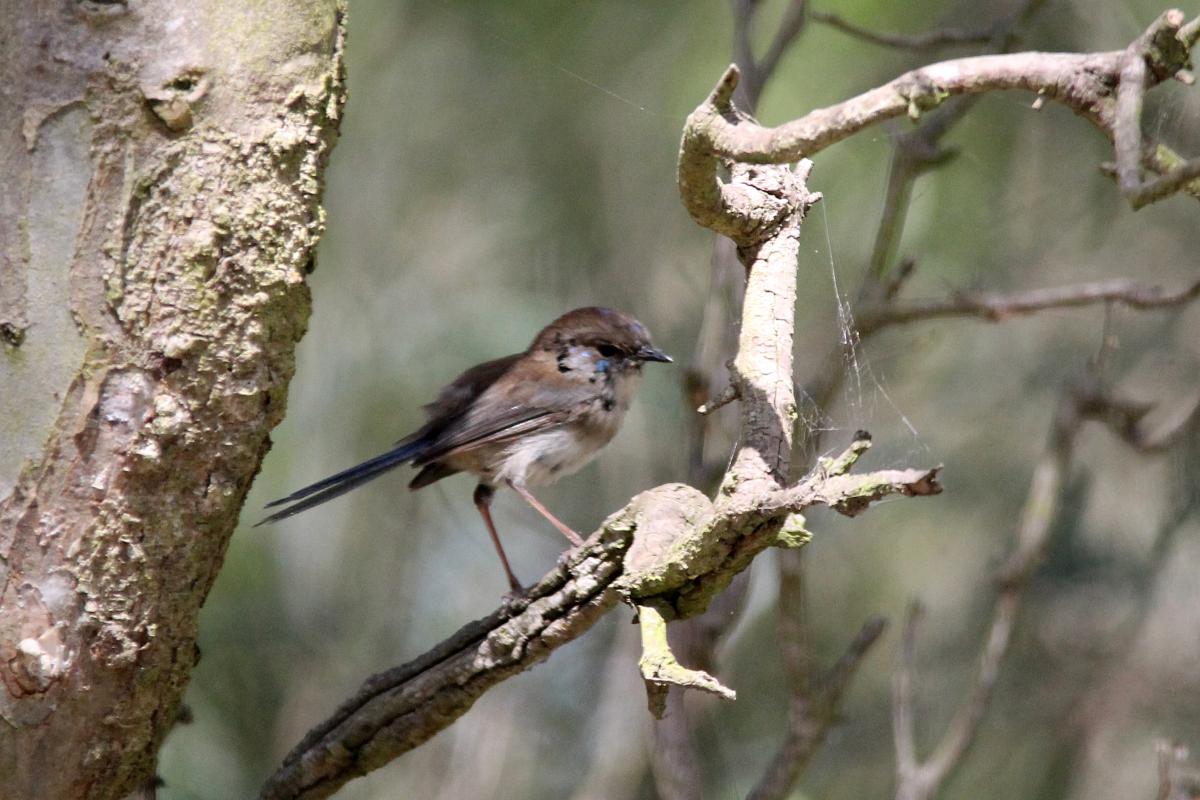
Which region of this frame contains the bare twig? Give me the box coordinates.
[568,625,648,800]
[697,382,739,415]
[892,602,924,782]
[810,10,993,50]
[759,0,810,84]
[892,357,1200,800]
[893,378,1081,800]
[651,692,705,800]
[1112,10,1200,208]
[638,601,737,718]
[748,615,888,800]
[857,275,1200,334]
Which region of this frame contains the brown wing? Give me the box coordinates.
[395,353,523,448]
[422,353,524,421]
[411,357,598,466]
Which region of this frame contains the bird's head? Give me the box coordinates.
[531,307,672,378]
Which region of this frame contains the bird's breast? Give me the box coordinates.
[495,393,630,488]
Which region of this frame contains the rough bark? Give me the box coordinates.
[0,1,346,797]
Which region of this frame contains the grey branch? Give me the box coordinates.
[857,275,1200,334]
[892,382,1072,800]
[892,362,1200,800]
[679,10,1200,235]
[810,9,993,50]
[260,439,941,800]
[1112,10,1200,208]
[748,616,888,800]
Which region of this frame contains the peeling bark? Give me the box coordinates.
[0,1,346,797]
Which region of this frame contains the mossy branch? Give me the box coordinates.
[260,434,940,799]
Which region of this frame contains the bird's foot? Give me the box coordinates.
[499,586,529,614]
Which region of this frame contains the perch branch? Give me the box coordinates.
[260,439,941,800]
[263,153,936,800]
[661,1,812,786]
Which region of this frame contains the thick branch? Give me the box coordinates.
[0,3,345,797]
[680,11,1199,233]
[261,437,941,799]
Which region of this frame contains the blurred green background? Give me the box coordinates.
[159,0,1200,797]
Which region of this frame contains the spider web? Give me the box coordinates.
[792,202,929,470]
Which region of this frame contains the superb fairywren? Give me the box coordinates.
[259,307,672,591]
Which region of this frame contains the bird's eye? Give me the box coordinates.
[596,344,620,358]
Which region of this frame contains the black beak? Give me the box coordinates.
[636,345,673,363]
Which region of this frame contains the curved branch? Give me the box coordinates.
[892,361,1200,800]
[679,10,1199,232]
[261,441,941,800]
[810,10,993,50]
[748,615,888,800]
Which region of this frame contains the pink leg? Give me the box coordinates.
[474,484,523,592]
[506,480,584,546]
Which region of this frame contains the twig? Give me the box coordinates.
[759,0,810,84]
[810,10,993,50]
[892,602,924,784]
[857,275,1200,334]
[568,625,649,800]
[1112,10,1200,208]
[892,358,1200,800]
[638,602,737,719]
[748,615,888,800]
[893,375,1086,800]
[697,382,739,415]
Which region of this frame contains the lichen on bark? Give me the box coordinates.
[0,1,347,796]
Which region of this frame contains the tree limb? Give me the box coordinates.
[748,615,888,800]
[679,10,1200,235]
[810,10,994,50]
[260,442,941,800]
[892,359,1200,800]
[857,275,1200,333]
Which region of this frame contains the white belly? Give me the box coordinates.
[494,413,623,488]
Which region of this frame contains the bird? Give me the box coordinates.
[257,306,672,592]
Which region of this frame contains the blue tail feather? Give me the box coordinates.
[255,438,426,525]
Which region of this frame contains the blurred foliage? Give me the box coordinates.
[159,0,1200,798]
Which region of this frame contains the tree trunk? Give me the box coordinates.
[0,1,346,796]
